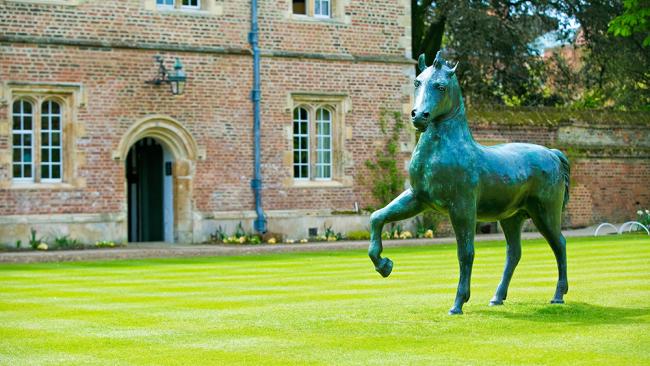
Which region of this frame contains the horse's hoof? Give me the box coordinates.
[489,298,503,306]
[550,299,565,304]
[448,307,463,315]
[375,257,393,278]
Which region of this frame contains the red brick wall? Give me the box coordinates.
[0,0,410,58]
[0,43,411,215]
[568,159,650,226]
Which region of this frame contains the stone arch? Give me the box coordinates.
[113,115,200,161]
[115,115,200,243]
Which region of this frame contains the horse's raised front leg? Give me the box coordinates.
[369,189,425,277]
[448,198,477,315]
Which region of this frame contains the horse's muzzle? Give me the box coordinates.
[411,109,430,131]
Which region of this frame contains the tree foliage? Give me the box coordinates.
[412,1,650,110]
[608,0,650,47]
[557,0,649,110]
[412,0,562,106]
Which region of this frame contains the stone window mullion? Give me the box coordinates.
[33,98,42,183]
[308,105,317,180]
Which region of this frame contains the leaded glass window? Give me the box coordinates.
[181,0,199,9]
[41,100,63,181]
[12,100,33,180]
[315,108,332,179]
[314,0,330,17]
[293,107,310,179]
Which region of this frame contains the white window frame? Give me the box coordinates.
[314,0,331,18]
[314,108,332,180]
[155,0,200,10]
[288,93,350,188]
[156,0,175,9]
[40,100,63,183]
[293,107,310,180]
[10,97,67,184]
[180,0,200,10]
[11,99,34,182]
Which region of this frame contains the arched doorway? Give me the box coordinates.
[114,115,201,243]
[126,138,174,242]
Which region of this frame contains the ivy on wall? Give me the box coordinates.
[363,109,405,210]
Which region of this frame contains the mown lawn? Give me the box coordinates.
[0,235,649,365]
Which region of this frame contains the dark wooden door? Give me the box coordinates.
[127,139,164,242]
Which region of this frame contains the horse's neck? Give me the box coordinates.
[424,105,477,150]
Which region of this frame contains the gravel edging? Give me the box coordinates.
[0,227,598,264]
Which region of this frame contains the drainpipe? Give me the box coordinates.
[249,0,267,233]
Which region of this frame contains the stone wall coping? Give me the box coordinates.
[202,209,369,220]
[1,35,415,65]
[468,106,650,127]
[0,212,125,225]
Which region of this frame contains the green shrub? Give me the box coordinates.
[323,225,344,241]
[53,235,83,250]
[210,226,227,243]
[95,241,116,248]
[346,230,371,240]
[637,209,650,228]
[29,228,42,250]
[414,211,445,238]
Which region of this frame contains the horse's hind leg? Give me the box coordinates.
[528,204,568,304]
[490,211,527,306]
[369,189,425,277]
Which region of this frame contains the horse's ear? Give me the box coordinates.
[418,53,427,72]
[433,50,444,69]
[447,61,459,76]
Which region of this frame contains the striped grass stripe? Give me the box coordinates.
[0,235,648,365]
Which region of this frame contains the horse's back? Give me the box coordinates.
[475,142,565,220]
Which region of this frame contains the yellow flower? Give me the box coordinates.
[424,229,434,238]
[285,239,295,244]
[238,236,247,244]
[267,237,277,244]
[327,236,337,241]
[299,239,308,243]
[37,243,48,251]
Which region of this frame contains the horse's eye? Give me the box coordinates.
[414,80,421,88]
[438,85,446,92]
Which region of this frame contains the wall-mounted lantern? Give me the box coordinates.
[146,56,187,95]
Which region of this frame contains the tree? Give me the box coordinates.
[558,0,650,110]
[608,0,650,47]
[411,1,563,106]
[412,1,649,110]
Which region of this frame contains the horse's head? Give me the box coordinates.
[411,51,459,132]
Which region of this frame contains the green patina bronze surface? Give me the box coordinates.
[368,51,570,315]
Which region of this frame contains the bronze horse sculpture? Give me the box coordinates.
[368,51,570,315]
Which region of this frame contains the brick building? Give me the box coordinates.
[1,1,648,245]
[0,0,415,243]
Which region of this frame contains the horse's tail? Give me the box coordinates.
[551,149,570,211]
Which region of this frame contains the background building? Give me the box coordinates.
[1,0,648,244]
[0,0,415,243]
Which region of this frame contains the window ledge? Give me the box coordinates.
[289,14,347,25]
[289,179,350,188]
[155,8,216,16]
[4,181,83,190]
[6,0,85,6]
[148,1,223,16]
